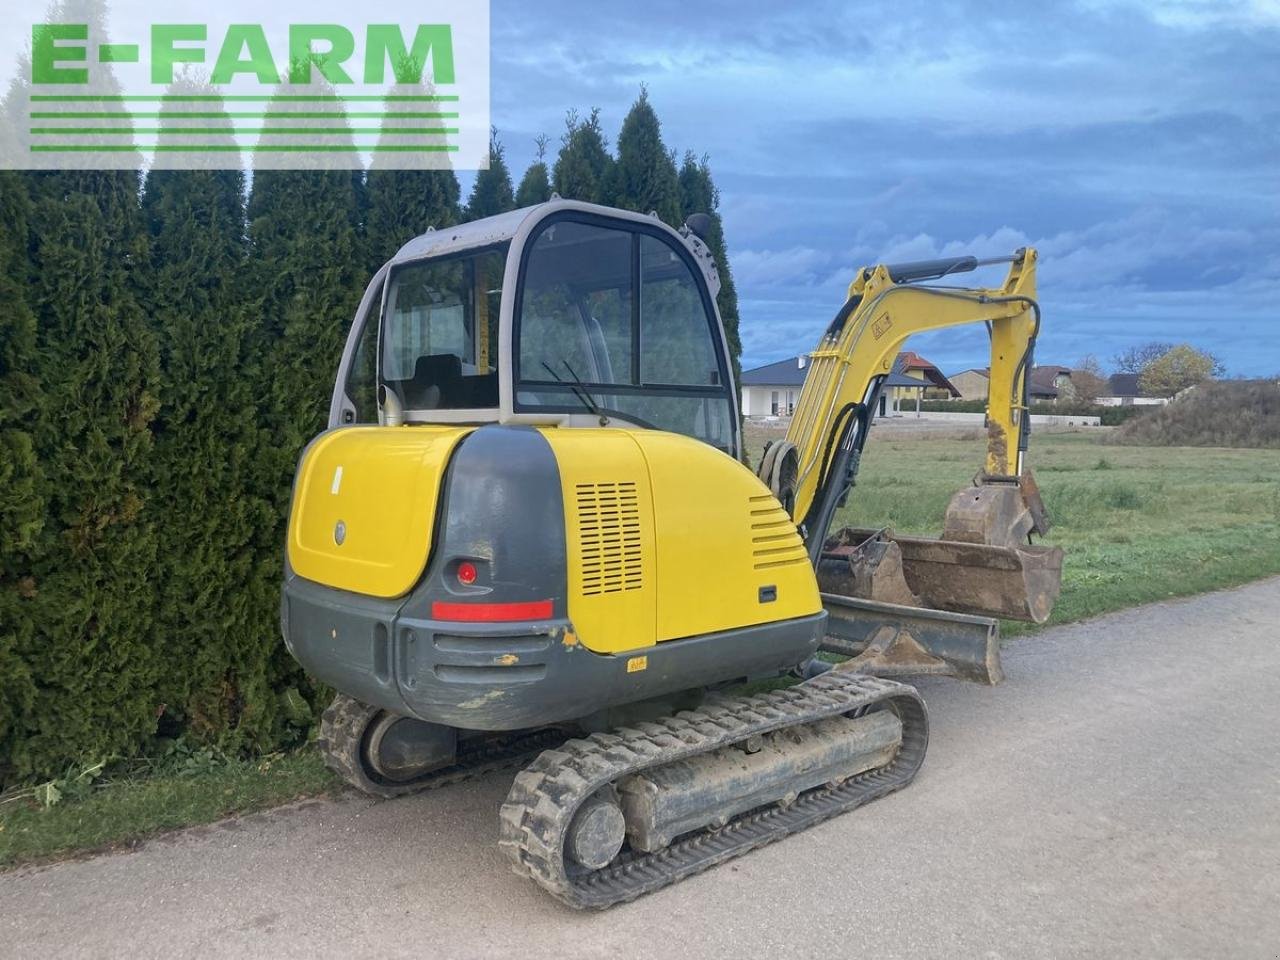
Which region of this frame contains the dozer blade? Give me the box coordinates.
[820,592,1003,685]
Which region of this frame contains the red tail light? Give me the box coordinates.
[431,599,553,622]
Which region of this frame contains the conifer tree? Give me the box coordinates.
[552,109,614,204]
[364,84,461,269]
[245,81,368,727]
[464,129,515,220]
[19,171,163,780]
[0,171,43,783]
[515,134,553,207]
[612,88,682,225]
[0,0,164,781]
[141,83,279,748]
[679,152,743,382]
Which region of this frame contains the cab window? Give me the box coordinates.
[514,217,735,452]
[381,246,506,410]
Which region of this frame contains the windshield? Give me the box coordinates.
[514,219,735,451]
[381,245,507,410]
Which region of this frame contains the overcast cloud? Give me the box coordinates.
[488,0,1279,376]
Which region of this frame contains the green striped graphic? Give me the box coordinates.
[30,94,460,102]
[31,144,460,152]
[31,128,460,135]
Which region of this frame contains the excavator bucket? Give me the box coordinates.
[820,529,1063,624]
[820,474,1063,624]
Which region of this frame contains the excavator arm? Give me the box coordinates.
[756,248,1062,651]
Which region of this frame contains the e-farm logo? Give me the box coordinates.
[2,2,490,170]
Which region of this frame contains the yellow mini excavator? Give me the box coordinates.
[281,199,1062,908]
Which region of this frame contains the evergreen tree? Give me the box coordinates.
[0,0,164,782]
[612,88,682,225]
[464,129,515,220]
[364,84,461,270]
[0,171,43,784]
[679,152,743,383]
[552,109,613,204]
[141,83,280,750]
[515,134,553,207]
[18,167,163,780]
[246,83,367,725]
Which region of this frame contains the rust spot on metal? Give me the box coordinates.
[986,418,1009,472]
[494,653,520,666]
[561,630,579,648]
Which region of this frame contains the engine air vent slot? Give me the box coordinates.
[749,494,808,571]
[576,481,643,596]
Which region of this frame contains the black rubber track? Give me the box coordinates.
[498,672,929,909]
[318,694,568,799]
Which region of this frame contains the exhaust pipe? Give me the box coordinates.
[377,383,404,427]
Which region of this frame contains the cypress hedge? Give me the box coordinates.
[364,85,462,270]
[140,85,285,751]
[0,172,43,785]
[14,167,163,782]
[515,136,553,208]
[465,131,516,220]
[679,153,743,385]
[0,93,743,787]
[612,88,682,226]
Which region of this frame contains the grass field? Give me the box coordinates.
[4,426,1279,868]
[0,750,333,868]
[749,423,1280,633]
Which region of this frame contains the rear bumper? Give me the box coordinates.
[283,573,826,730]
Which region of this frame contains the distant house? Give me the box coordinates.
[1028,365,1073,402]
[739,355,809,417]
[894,351,961,403]
[947,364,1074,403]
[951,368,990,401]
[1097,373,1169,407]
[739,351,959,419]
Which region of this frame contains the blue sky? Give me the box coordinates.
[485,0,1280,376]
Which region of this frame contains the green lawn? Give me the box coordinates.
[4,427,1278,869]
[0,751,335,868]
[750,425,1280,633]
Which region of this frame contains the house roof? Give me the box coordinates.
[884,356,924,388]
[896,352,960,396]
[1027,366,1066,399]
[1104,373,1142,397]
[741,352,960,395]
[740,355,811,386]
[953,367,991,379]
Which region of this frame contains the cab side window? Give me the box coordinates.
[342,281,383,423]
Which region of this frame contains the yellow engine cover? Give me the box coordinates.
[287,426,471,598]
[543,428,821,654]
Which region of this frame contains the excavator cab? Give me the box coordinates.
[330,203,739,454]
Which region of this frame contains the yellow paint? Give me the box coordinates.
[561,631,579,647]
[540,429,656,653]
[287,426,471,598]
[626,655,648,673]
[632,431,819,642]
[541,427,821,655]
[494,653,520,666]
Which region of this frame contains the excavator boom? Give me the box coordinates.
[757,247,1062,640]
